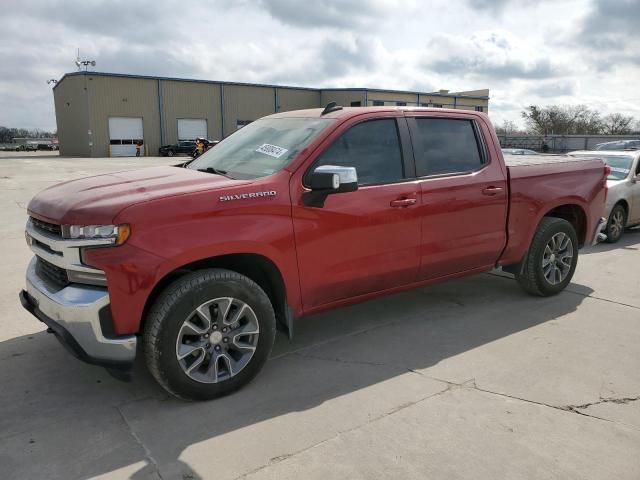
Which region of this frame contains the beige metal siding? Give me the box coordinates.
[454,97,488,111]
[276,88,320,112]
[53,76,89,157]
[161,80,222,144]
[86,75,161,157]
[320,90,366,108]
[223,85,275,137]
[416,96,456,107]
[367,91,418,106]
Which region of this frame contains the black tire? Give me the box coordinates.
[605,204,626,243]
[167,150,175,157]
[144,269,276,401]
[515,217,579,297]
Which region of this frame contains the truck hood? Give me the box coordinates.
[28,166,251,225]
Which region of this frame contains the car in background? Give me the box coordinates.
[159,140,197,157]
[14,143,38,152]
[160,139,219,157]
[502,148,539,155]
[568,150,640,243]
[594,140,640,151]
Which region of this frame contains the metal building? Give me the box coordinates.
[53,72,490,157]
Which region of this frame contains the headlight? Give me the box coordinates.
[62,224,131,245]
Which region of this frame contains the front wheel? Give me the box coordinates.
[144,269,276,401]
[605,205,626,243]
[167,150,175,157]
[515,217,578,297]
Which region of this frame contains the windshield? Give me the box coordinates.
[595,141,638,151]
[604,156,635,180]
[574,154,634,180]
[187,117,334,179]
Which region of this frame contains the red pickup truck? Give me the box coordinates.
[20,105,608,400]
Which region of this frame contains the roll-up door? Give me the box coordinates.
[178,119,207,141]
[109,117,144,157]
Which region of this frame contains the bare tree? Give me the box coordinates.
[521,105,603,135]
[494,120,518,135]
[601,113,634,135]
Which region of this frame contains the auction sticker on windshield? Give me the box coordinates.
[256,144,288,158]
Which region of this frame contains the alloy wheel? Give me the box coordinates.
[175,297,259,383]
[609,210,624,239]
[542,232,574,285]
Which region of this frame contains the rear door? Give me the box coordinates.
[291,116,422,309]
[407,114,508,279]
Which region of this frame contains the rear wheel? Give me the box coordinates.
[144,269,276,401]
[605,204,626,243]
[516,217,578,297]
[167,150,175,157]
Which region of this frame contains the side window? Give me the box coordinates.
[414,118,484,176]
[313,119,404,185]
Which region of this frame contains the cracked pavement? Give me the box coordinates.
[1,153,639,479]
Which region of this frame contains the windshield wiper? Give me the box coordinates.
[197,167,231,178]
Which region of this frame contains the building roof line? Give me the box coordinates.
[53,71,489,100]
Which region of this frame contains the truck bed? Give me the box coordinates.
[503,154,591,167]
[499,153,607,265]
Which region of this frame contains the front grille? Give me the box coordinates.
[36,257,69,289]
[30,217,62,236]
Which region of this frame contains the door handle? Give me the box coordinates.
[482,186,503,196]
[390,198,417,208]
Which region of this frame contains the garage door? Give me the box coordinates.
[109,117,144,157]
[178,119,207,141]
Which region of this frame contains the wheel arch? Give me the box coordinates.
[612,199,629,215]
[543,203,588,247]
[140,253,291,337]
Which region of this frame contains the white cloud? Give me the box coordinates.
[0,0,638,131]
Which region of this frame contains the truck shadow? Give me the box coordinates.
[0,273,593,479]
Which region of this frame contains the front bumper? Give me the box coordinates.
[20,257,136,370]
[591,217,608,246]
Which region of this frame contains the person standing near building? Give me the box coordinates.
[135,140,142,157]
[195,138,204,158]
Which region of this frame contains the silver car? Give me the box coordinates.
[502,148,539,155]
[568,150,640,242]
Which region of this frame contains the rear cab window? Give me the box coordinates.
[410,117,486,177]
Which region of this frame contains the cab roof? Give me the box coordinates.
[267,106,484,120]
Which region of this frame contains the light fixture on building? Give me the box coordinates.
[75,60,96,71]
[46,79,58,85]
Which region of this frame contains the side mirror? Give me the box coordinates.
[303,165,358,207]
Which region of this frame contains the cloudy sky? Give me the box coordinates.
[1,0,639,131]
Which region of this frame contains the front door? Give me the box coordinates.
[291,117,422,310]
[407,115,508,279]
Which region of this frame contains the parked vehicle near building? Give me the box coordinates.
[594,139,640,151]
[159,140,197,157]
[20,106,608,400]
[14,143,38,152]
[502,148,539,155]
[159,139,219,157]
[568,150,640,242]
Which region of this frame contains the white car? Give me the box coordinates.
[568,150,640,243]
[502,148,539,155]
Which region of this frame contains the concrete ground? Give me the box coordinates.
[1,153,639,480]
